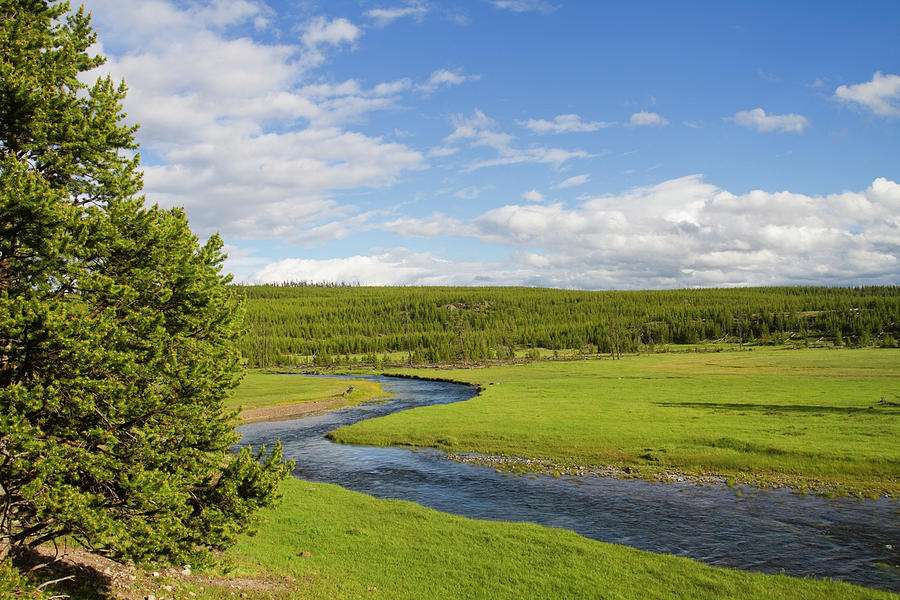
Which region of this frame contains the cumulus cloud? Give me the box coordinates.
[491,0,559,13]
[629,111,669,127]
[301,16,361,47]
[445,109,590,170]
[553,174,590,189]
[521,189,544,202]
[142,127,422,238]
[834,71,900,118]
[337,176,900,288]
[254,249,534,285]
[417,68,479,93]
[732,108,809,133]
[81,0,426,241]
[365,2,429,26]
[523,114,614,134]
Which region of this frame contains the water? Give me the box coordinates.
[237,375,900,592]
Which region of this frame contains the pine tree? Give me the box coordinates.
[0,0,289,567]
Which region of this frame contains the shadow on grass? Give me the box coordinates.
[654,402,897,415]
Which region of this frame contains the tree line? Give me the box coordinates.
[237,285,899,366]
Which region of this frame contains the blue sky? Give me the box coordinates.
[83,0,900,287]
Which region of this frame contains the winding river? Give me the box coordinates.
[237,375,900,592]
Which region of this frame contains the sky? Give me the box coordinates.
[80,0,900,288]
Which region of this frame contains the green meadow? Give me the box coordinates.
[226,371,385,417]
[332,348,900,497]
[141,478,891,600]
[10,351,899,599]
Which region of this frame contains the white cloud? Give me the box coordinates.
[290,212,380,245]
[467,148,589,170]
[417,68,479,93]
[253,249,532,285]
[523,114,614,134]
[222,243,273,283]
[81,0,263,45]
[81,0,424,241]
[357,176,900,288]
[301,16,361,47]
[446,109,590,170]
[521,189,544,202]
[365,2,429,26]
[142,127,422,238]
[732,108,809,134]
[381,214,475,237]
[553,174,590,189]
[428,146,459,157]
[454,185,493,199]
[629,111,669,127]
[834,71,900,118]
[491,0,559,13]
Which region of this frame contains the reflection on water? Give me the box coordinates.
[237,375,900,591]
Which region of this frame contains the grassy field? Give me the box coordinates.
[165,478,892,599]
[227,371,385,418]
[18,478,893,599]
[331,348,900,497]
[10,351,899,599]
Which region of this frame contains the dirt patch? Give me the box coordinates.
[239,397,352,423]
[20,545,292,599]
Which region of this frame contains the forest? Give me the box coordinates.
[237,285,899,366]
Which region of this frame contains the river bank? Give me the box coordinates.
[333,349,900,498]
[227,371,388,422]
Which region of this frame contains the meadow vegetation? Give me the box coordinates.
[238,285,899,366]
[8,355,898,598]
[227,372,385,419]
[28,478,888,600]
[201,478,894,600]
[332,348,900,497]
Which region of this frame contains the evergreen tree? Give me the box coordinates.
[0,0,289,567]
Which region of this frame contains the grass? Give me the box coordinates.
[227,371,385,416]
[8,351,898,599]
[1,561,46,599]
[6,479,896,599]
[185,477,892,599]
[331,348,900,497]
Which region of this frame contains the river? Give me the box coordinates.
[237,375,899,592]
